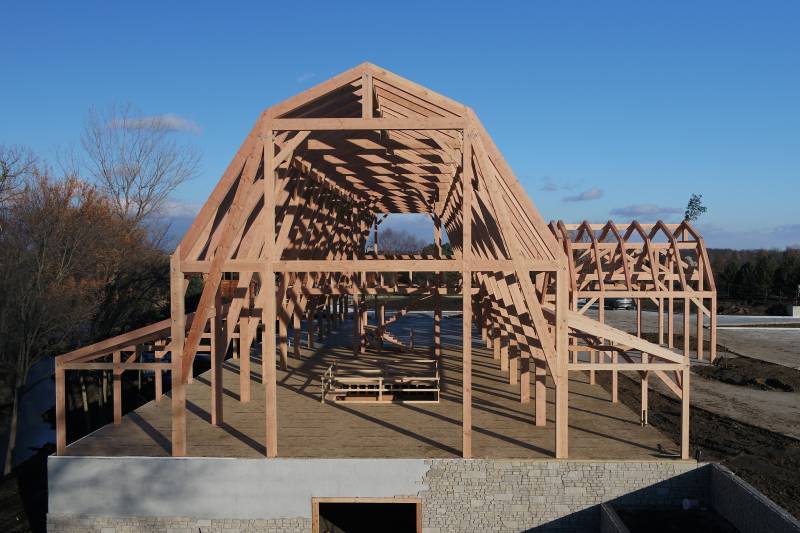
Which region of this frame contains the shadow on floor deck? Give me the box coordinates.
[65,330,675,460]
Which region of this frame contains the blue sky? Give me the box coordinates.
[2,1,798,249]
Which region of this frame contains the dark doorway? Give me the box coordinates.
[314,499,421,533]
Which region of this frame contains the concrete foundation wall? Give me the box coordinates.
[599,504,629,533]
[710,464,800,533]
[48,456,708,532]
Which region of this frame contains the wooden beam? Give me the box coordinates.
[461,131,473,459]
[170,249,186,457]
[264,132,279,458]
[270,117,465,131]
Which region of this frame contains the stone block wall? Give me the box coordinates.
[418,460,706,532]
[47,457,711,533]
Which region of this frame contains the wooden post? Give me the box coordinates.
[534,350,547,426]
[154,343,163,401]
[462,131,473,459]
[658,297,664,345]
[377,297,385,352]
[279,304,288,370]
[697,261,705,361]
[211,286,224,426]
[683,298,691,358]
[113,351,122,425]
[500,326,509,371]
[360,300,368,354]
[293,310,301,358]
[352,294,360,356]
[555,267,569,459]
[240,314,251,403]
[668,258,675,348]
[264,130,278,458]
[326,297,333,334]
[55,362,66,454]
[509,337,518,386]
[641,352,649,426]
[520,345,530,404]
[307,304,314,349]
[710,298,717,362]
[492,317,500,361]
[170,248,186,456]
[681,367,690,459]
[434,216,442,358]
[636,299,642,338]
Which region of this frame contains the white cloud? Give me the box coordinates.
[610,203,683,218]
[160,199,202,218]
[563,187,603,202]
[539,177,576,192]
[117,113,202,135]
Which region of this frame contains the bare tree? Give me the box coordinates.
[81,104,200,226]
[377,227,427,254]
[0,169,138,474]
[0,145,36,208]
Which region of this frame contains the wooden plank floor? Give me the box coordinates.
[66,332,673,459]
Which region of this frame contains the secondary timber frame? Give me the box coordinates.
[55,63,705,461]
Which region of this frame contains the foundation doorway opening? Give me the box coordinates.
[312,497,422,533]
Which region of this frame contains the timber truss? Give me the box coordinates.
[55,63,715,460]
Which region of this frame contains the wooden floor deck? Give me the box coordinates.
[65,333,673,459]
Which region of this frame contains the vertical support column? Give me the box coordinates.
[534,349,547,426]
[681,367,690,459]
[211,286,224,426]
[480,297,488,347]
[697,261,705,361]
[306,301,314,349]
[492,315,500,361]
[520,345,530,404]
[658,297,664,345]
[509,337,518,386]
[55,361,66,454]
[113,351,122,425]
[555,267,570,459]
[293,309,301,358]
[683,298,691,358]
[155,350,163,402]
[240,307,251,403]
[170,248,186,456]
[360,299,368,354]
[641,352,649,426]
[710,297,717,362]
[668,258,675,348]
[462,129,473,459]
[327,297,333,334]
[362,72,373,119]
[637,300,648,425]
[279,305,288,370]
[317,300,325,342]
[636,299,642,338]
[500,325,509,371]
[377,296,385,352]
[263,130,278,458]
[352,294,360,356]
[434,215,442,358]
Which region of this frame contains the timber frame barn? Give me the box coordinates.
[54,62,717,464]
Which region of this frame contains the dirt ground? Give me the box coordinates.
[599,372,800,519]
[695,355,800,392]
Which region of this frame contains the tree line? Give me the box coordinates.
[709,248,800,303]
[0,105,199,473]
